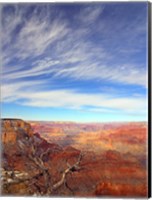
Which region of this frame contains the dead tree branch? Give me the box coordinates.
[17,135,83,195]
[52,152,83,192]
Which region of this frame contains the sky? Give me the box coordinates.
[1,2,148,122]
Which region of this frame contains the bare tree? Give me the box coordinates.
[2,133,83,196]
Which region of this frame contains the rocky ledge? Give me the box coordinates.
[1,118,33,144]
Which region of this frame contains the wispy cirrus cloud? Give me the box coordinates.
[1,3,148,120]
[77,5,104,25]
[2,4,147,86]
[54,63,147,87]
[1,81,147,116]
[2,5,69,64]
[3,58,60,80]
[1,80,47,102]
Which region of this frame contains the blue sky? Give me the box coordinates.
[1,2,148,122]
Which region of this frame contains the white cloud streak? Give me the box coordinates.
[77,5,104,25]
[54,63,147,87]
[2,4,147,87]
[1,4,148,117]
[1,82,147,115]
[2,8,68,63]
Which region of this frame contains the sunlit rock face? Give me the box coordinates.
[1,119,33,144]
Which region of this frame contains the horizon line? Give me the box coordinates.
[1,117,147,124]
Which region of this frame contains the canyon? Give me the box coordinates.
[1,119,148,197]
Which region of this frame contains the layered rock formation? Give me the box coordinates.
[1,119,81,196]
[1,119,33,144]
[1,119,148,197]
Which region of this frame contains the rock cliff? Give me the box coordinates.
[1,118,33,144]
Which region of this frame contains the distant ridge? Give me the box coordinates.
[2,118,23,120]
